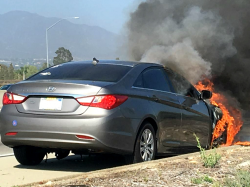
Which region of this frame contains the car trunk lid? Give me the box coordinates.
[8,80,109,115]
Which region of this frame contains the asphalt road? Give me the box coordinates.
[0,136,13,156]
[0,152,126,187]
[0,133,126,187]
[0,115,249,186]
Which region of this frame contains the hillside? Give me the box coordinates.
[0,11,118,60]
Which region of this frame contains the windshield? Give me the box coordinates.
[27,63,132,82]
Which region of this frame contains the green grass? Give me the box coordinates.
[143,177,149,182]
[223,170,250,187]
[204,175,214,183]
[191,175,213,184]
[194,133,221,168]
[191,177,203,184]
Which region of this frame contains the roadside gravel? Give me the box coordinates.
[22,145,250,187]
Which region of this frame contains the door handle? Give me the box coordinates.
[183,105,188,110]
[152,95,159,101]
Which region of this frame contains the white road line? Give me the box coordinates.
[0,153,14,157]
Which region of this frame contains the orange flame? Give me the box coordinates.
[195,79,244,146]
[235,141,250,146]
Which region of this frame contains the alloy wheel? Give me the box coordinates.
[140,129,154,161]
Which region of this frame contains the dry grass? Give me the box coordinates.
[31,146,250,187]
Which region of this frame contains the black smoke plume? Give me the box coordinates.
[126,0,250,110]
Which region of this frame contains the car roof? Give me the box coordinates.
[67,60,163,68]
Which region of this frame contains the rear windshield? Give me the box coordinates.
[28,63,132,82]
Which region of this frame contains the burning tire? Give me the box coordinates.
[210,105,227,146]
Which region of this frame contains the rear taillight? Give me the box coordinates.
[3,92,27,105]
[76,95,128,110]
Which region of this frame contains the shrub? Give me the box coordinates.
[194,133,221,168]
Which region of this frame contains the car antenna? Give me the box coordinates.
[92,57,99,65]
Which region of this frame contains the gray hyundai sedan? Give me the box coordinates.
[0,60,213,165]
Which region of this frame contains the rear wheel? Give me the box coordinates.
[126,122,156,164]
[13,146,46,165]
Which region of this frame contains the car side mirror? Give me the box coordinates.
[201,90,212,100]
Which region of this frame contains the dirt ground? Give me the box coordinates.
[25,145,250,187]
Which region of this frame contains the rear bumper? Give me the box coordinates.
[0,105,140,154]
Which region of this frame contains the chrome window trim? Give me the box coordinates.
[132,86,176,95]
[98,63,134,67]
[132,86,200,100]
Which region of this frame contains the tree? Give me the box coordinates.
[53,47,73,65]
[0,64,9,80]
[26,65,38,78]
[15,69,23,80]
[15,66,37,80]
[8,63,15,80]
[39,62,48,71]
[14,69,20,80]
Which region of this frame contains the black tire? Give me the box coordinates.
[126,122,157,164]
[206,120,213,149]
[55,150,70,160]
[13,146,46,165]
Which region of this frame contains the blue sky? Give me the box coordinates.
[0,0,142,34]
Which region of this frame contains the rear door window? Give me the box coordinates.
[134,68,171,92]
[28,63,132,82]
[133,74,143,88]
[166,70,200,99]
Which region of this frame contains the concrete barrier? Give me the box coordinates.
[0,90,6,109]
[0,90,5,133]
